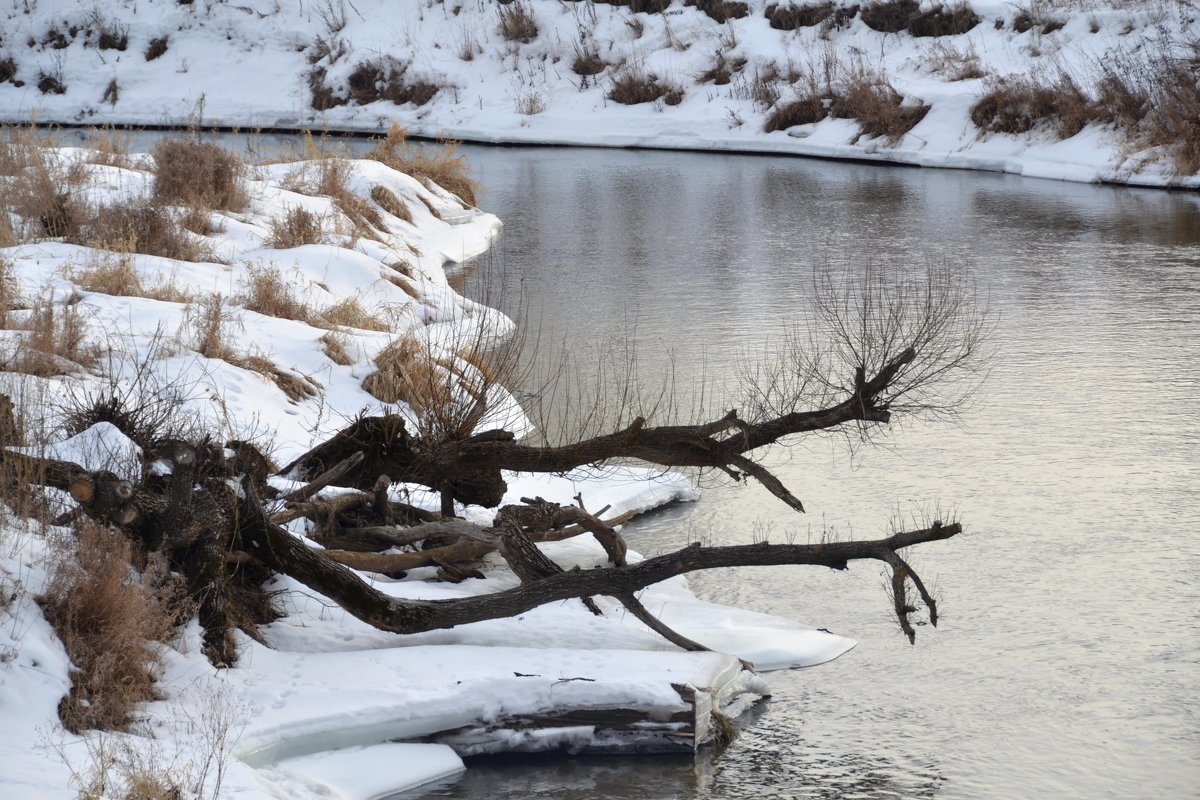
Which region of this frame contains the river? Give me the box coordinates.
[427,147,1199,799]
[65,130,1199,798]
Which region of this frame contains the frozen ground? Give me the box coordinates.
[0,144,854,799]
[0,0,1197,188]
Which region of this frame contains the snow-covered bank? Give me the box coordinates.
[0,139,854,800]
[0,0,1197,188]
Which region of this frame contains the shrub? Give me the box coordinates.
[609,67,684,106]
[367,124,479,207]
[238,266,316,324]
[860,0,918,33]
[765,3,834,30]
[346,57,439,107]
[96,20,129,51]
[71,202,213,262]
[571,49,606,77]
[832,69,930,143]
[497,2,539,43]
[908,3,979,37]
[686,0,750,24]
[764,95,828,131]
[323,297,389,331]
[144,35,169,61]
[697,52,746,86]
[0,56,19,86]
[970,75,1094,139]
[38,520,177,733]
[152,139,247,211]
[37,70,66,95]
[267,205,325,249]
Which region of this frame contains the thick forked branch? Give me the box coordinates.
[236,477,958,644]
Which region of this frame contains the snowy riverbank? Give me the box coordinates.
[0,0,1197,189]
[0,138,854,799]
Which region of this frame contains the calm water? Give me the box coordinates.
[436,149,1200,799]
[72,130,1198,797]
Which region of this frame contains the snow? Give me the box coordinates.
[0,139,854,799]
[0,0,1195,188]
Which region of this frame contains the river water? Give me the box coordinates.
[431,148,1200,799]
[75,130,1198,798]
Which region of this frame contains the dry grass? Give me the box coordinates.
[83,127,134,168]
[186,293,234,360]
[909,3,980,37]
[571,49,606,77]
[69,252,143,297]
[267,206,326,249]
[38,520,177,733]
[345,56,440,107]
[924,40,987,81]
[370,184,413,224]
[233,353,318,402]
[144,35,168,61]
[608,66,684,106]
[764,94,828,131]
[367,124,479,207]
[363,334,453,419]
[686,0,750,23]
[498,2,539,43]
[0,56,19,86]
[322,297,389,331]
[765,3,834,30]
[4,296,96,377]
[697,51,746,86]
[152,139,247,212]
[970,74,1095,138]
[860,0,919,33]
[831,67,931,143]
[320,331,353,365]
[238,266,316,324]
[70,202,214,263]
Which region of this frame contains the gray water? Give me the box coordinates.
[434,149,1200,799]
[70,129,1199,797]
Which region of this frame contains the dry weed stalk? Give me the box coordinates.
[367,124,479,207]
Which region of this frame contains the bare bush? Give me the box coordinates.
[367,124,479,207]
[346,56,439,107]
[833,69,931,143]
[970,74,1095,138]
[765,3,834,30]
[686,0,750,23]
[370,184,413,224]
[38,520,178,733]
[152,140,247,212]
[70,202,213,262]
[144,35,169,62]
[609,66,684,106]
[238,266,316,324]
[267,206,326,249]
[498,3,539,43]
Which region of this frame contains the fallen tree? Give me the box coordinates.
[5,265,988,667]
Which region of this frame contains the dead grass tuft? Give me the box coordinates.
[860,0,919,33]
[71,202,214,262]
[267,206,326,249]
[232,353,318,402]
[686,0,750,24]
[38,520,176,733]
[152,139,247,212]
[697,51,747,86]
[970,74,1094,138]
[186,293,233,360]
[238,266,316,324]
[320,331,353,366]
[765,3,834,30]
[0,56,19,86]
[323,297,389,331]
[609,66,684,106]
[69,252,143,297]
[362,334,453,419]
[367,124,479,207]
[764,94,828,131]
[345,56,440,107]
[498,2,539,43]
[832,68,931,143]
[370,184,413,224]
[5,296,96,377]
[144,35,169,62]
